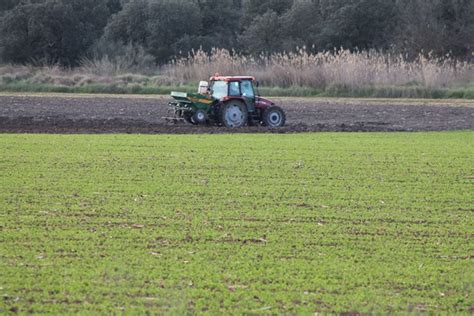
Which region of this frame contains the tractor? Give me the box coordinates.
[166,75,286,128]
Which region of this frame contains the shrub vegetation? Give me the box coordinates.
[0,0,472,97]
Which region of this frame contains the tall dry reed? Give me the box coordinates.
[165,48,473,89]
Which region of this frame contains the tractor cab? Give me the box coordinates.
[208,76,257,113]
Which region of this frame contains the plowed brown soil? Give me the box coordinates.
[0,94,473,133]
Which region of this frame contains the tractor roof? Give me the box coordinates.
[210,75,256,82]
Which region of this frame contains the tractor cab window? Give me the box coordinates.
[211,81,228,99]
[229,81,240,96]
[241,80,255,98]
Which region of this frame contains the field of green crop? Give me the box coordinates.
[1,132,473,314]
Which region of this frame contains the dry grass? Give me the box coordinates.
[0,63,175,93]
[0,48,472,98]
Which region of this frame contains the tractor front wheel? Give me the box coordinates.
[262,106,286,127]
[191,109,207,125]
[220,101,248,128]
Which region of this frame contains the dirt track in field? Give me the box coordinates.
[0,94,473,133]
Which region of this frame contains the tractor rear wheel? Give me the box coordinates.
[219,101,248,128]
[262,106,286,127]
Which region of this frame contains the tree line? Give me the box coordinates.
[1,0,473,66]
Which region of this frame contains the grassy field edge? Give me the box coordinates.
[0,81,473,99]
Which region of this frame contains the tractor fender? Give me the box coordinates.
[255,96,275,110]
[221,97,248,112]
[221,97,249,113]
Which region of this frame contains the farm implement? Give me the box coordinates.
[165,75,286,128]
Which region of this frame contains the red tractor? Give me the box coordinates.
[168,75,286,128]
